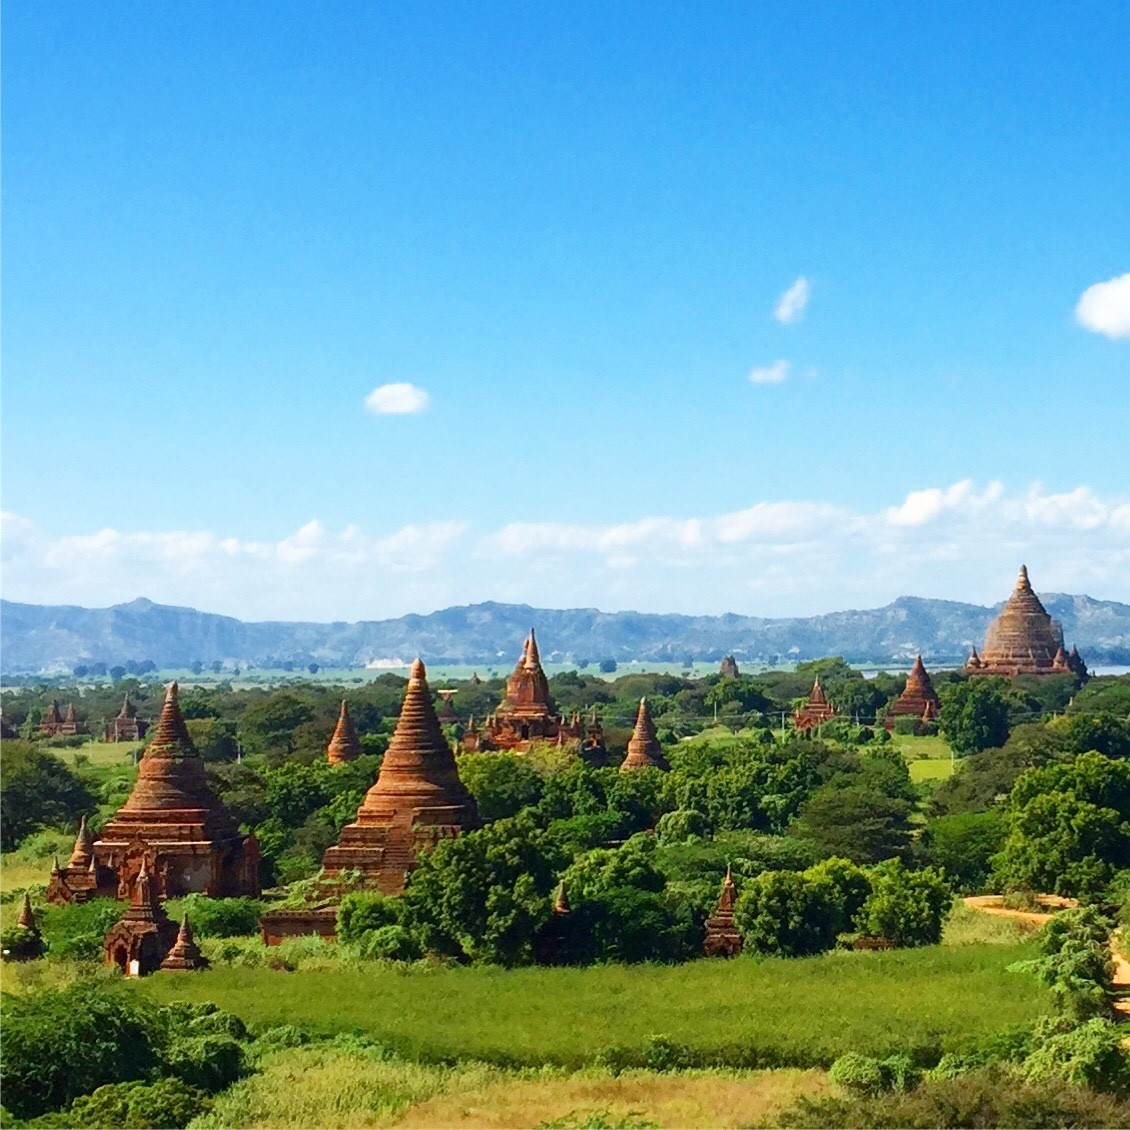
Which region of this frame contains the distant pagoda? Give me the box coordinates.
[719,656,740,679]
[884,656,941,730]
[38,701,86,737]
[463,630,604,757]
[107,693,147,743]
[326,700,362,764]
[703,867,742,957]
[620,698,670,772]
[965,566,1087,679]
[73,683,260,902]
[322,658,479,894]
[794,678,837,731]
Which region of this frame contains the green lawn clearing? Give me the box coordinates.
[135,942,1044,1070]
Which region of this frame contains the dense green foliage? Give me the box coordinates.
[938,677,1013,755]
[0,742,94,851]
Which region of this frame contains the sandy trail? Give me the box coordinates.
[962,895,1130,1016]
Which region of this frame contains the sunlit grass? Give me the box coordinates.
[135,943,1045,1070]
[909,756,955,782]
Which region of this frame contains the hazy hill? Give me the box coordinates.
[2,593,1129,672]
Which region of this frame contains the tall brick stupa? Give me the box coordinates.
[92,683,259,899]
[965,566,1087,678]
[322,658,479,894]
[884,656,941,730]
[620,697,670,772]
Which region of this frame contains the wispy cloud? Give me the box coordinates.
[1075,273,1130,340]
[5,481,1128,620]
[773,276,811,325]
[364,382,431,414]
[749,360,791,385]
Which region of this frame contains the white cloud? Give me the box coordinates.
[773,276,811,325]
[1075,273,1130,339]
[749,360,791,385]
[364,382,431,414]
[3,481,1128,620]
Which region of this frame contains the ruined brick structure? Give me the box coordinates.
[463,630,604,756]
[106,694,148,743]
[159,916,209,971]
[322,658,479,894]
[719,655,740,679]
[703,867,742,957]
[48,683,260,905]
[965,566,1087,678]
[102,859,179,976]
[794,678,837,731]
[38,701,87,737]
[620,697,670,772]
[884,655,941,730]
[326,699,362,764]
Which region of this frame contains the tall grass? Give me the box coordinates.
[136,943,1046,1070]
[198,1044,826,1130]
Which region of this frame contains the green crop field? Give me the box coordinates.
[135,942,1044,1070]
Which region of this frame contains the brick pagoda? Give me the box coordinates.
[794,678,837,731]
[326,700,362,764]
[620,697,670,772]
[703,867,742,957]
[463,630,604,755]
[102,859,179,976]
[884,656,941,731]
[84,683,259,901]
[965,566,1087,678]
[719,655,740,678]
[107,694,147,743]
[322,658,479,894]
[38,701,86,737]
[46,816,117,903]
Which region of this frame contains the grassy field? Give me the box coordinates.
[53,740,141,768]
[197,1044,827,1129]
[135,942,1044,1070]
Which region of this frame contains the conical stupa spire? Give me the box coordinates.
[327,700,362,764]
[524,629,542,671]
[621,697,670,771]
[67,815,94,869]
[18,891,38,932]
[554,880,571,915]
[146,683,197,758]
[354,659,479,820]
[1017,564,1031,591]
[160,914,209,971]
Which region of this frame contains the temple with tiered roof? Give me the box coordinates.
[50,683,260,904]
[101,859,180,976]
[965,566,1087,679]
[884,656,941,731]
[322,658,479,894]
[106,693,147,743]
[326,700,362,764]
[463,630,604,756]
[620,698,670,772]
[38,701,86,737]
[794,678,837,731]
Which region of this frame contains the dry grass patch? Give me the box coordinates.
[396,1067,827,1129]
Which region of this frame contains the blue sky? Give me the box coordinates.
[3,2,1128,620]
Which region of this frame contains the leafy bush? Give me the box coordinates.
[336,891,402,944]
[1023,1017,1130,1093]
[175,895,264,938]
[1011,906,1115,1021]
[356,924,423,962]
[1,924,46,961]
[38,898,125,962]
[655,809,710,843]
[253,1024,313,1051]
[162,1035,245,1093]
[828,1052,889,1096]
[0,985,161,1118]
[65,1078,212,1129]
[856,860,953,947]
[0,742,96,851]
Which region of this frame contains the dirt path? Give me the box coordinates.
[963,895,1130,1016]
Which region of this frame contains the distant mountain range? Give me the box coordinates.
[3,594,1129,673]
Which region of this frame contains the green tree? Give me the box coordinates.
[455,752,544,822]
[403,811,566,964]
[0,741,95,850]
[915,810,1006,892]
[794,784,913,864]
[734,869,838,957]
[938,678,1012,755]
[856,859,952,947]
[994,753,1130,898]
